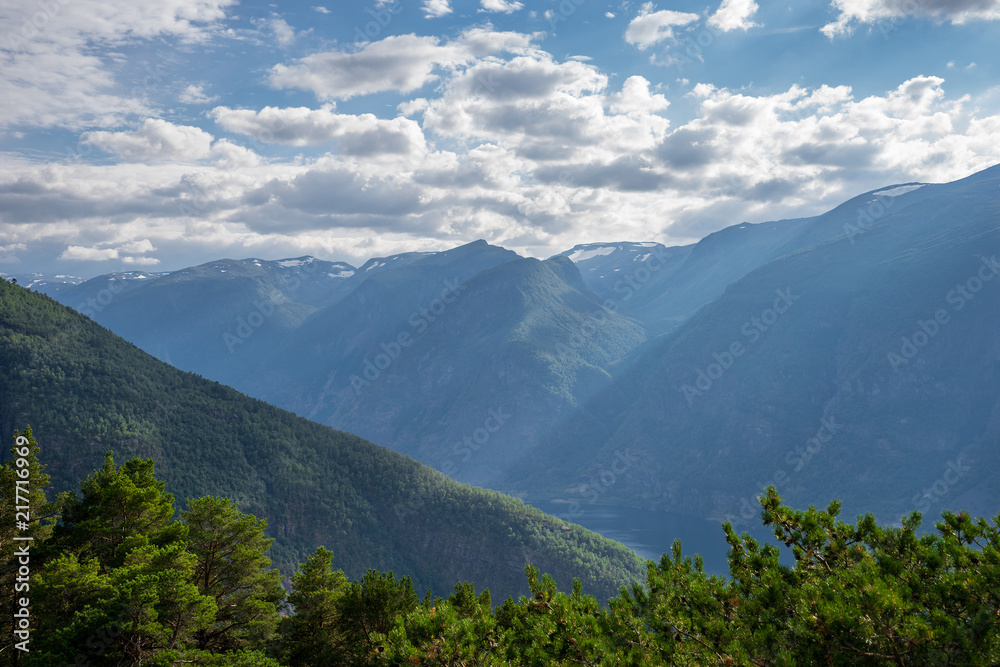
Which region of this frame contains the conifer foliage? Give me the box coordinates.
[4,432,1000,665]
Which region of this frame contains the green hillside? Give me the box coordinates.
[0,279,645,601]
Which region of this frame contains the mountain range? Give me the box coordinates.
[0,280,645,601]
[16,164,1000,530]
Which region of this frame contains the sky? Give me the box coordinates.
[1,0,999,277]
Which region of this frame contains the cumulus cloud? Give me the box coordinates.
[625,3,700,50]
[609,76,670,115]
[822,0,1000,37]
[122,256,161,265]
[60,245,120,261]
[179,83,219,104]
[3,16,1000,274]
[211,139,263,168]
[708,0,760,31]
[268,28,535,100]
[480,0,524,12]
[267,16,296,45]
[83,119,214,162]
[423,0,452,18]
[210,106,427,156]
[58,239,158,264]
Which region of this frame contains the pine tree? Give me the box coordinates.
[182,496,285,653]
[50,452,184,570]
[278,546,350,666]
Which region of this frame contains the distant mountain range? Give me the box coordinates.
[20,164,1000,527]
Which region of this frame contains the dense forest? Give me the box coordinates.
[0,278,644,602]
[3,429,999,666]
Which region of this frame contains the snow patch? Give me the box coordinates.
[277,259,305,268]
[568,246,616,263]
[366,262,384,271]
[328,270,354,278]
[872,184,925,198]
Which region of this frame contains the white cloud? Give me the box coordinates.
[312,6,331,13]
[625,3,700,50]
[606,12,616,19]
[0,0,236,130]
[423,0,452,18]
[3,18,1000,274]
[822,0,1000,37]
[268,28,535,100]
[609,76,670,115]
[647,75,1000,237]
[268,16,296,46]
[480,0,524,12]
[83,119,215,162]
[179,83,219,105]
[120,239,155,254]
[708,0,760,32]
[210,106,427,156]
[58,239,158,263]
[0,243,27,263]
[60,245,120,261]
[211,139,262,168]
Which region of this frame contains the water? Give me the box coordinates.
[527,500,791,577]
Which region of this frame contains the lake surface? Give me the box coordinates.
[526,500,792,576]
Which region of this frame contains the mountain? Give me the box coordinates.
[246,248,646,487]
[49,253,437,386]
[0,271,87,296]
[554,241,692,309]
[31,165,1000,536]
[0,279,645,601]
[583,182,938,334]
[501,165,1000,525]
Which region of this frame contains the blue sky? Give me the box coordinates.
[1,0,999,276]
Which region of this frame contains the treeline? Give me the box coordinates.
[3,428,999,666]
